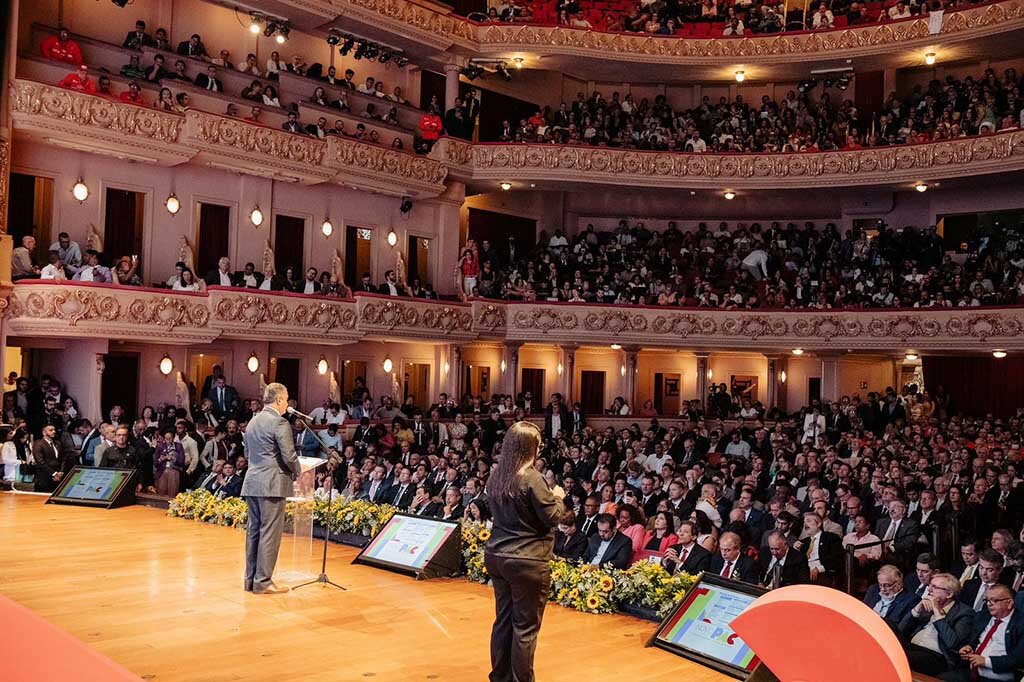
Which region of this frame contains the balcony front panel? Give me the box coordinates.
[318,0,1024,66]
[5,282,216,344]
[207,287,360,344]
[469,133,1024,189]
[501,300,1024,351]
[355,293,477,342]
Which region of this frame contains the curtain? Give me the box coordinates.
[921,355,1024,417]
[274,215,306,276]
[580,371,606,414]
[197,203,230,277]
[103,188,141,265]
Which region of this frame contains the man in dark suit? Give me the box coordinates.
[122,20,155,50]
[378,269,406,296]
[583,514,632,570]
[864,564,921,632]
[662,520,712,575]
[352,272,376,293]
[638,474,666,520]
[567,402,586,436]
[906,553,942,599]
[759,530,811,589]
[32,424,68,493]
[898,571,976,676]
[543,403,567,440]
[960,550,1013,613]
[215,461,243,498]
[209,376,239,420]
[205,257,237,288]
[875,499,920,568]
[709,531,759,583]
[176,33,208,59]
[824,403,850,445]
[577,495,600,538]
[240,383,303,594]
[794,513,844,582]
[943,584,1024,681]
[362,464,391,503]
[194,65,223,92]
[388,469,416,510]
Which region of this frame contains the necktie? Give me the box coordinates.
[1015,572,1024,593]
[806,536,816,559]
[208,79,214,91]
[721,561,732,577]
[976,618,1003,655]
[679,547,689,566]
[974,583,990,611]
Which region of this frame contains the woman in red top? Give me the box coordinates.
[636,511,679,564]
[41,29,83,66]
[417,104,443,152]
[455,240,480,299]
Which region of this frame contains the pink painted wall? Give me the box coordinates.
[11,142,458,293]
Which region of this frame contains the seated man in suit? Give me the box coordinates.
[875,498,921,569]
[865,564,921,632]
[906,552,943,599]
[437,486,464,521]
[709,531,759,583]
[584,514,632,570]
[215,461,243,498]
[205,256,236,288]
[662,519,712,576]
[577,495,601,539]
[554,511,588,562]
[898,572,976,676]
[759,530,810,589]
[943,584,1024,681]
[960,549,1012,613]
[362,464,391,503]
[388,468,416,510]
[794,512,844,583]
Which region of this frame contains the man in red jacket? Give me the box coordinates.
[57,65,96,95]
[41,29,83,66]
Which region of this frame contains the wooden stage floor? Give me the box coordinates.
[0,494,729,682]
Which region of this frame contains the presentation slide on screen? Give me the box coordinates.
[361,515,456,570]
[58,469,128,501]
[658,584,760,671]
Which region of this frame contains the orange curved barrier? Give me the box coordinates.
[0,594,142,681]
[730,586,912,682]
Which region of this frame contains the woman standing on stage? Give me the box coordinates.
[484,421,566,682]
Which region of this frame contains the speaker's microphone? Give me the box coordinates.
[286,406,316,422]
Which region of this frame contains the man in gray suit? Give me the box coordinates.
[241,383,301,594]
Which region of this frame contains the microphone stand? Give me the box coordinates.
[291,417,346,591]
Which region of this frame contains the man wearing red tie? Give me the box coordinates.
[946,584,1024,681]
[708,531,759,583]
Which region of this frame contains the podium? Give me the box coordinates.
[277,457,327,584]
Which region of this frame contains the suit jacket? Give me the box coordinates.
[873,516,920,557]
[963,608,1024,674]
[577,514,600,538]
[217,474,243,498]
[799,531,844,575]
[567,410,586,436]
[663,542,712,575]
[31,438,64,492]
[959,577,1014,611]
[363,479,391,503]
[554,530,588,561]
[758,549,811,588]
[239,407,301,497]
[897,601,976,667]
[388,482,416,510]
[584,532,633,570]
[176,40,207,58]
[204,268,238,287]
[709,553,759,584]
[193,73,223,92]
[209,385,239,417]
[864,586,920,630]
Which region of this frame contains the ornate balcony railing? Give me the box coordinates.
[284,0,1024,66]
[7,283,1024,352]
[10,80,448,198]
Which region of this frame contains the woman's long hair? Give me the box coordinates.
[486,421,542,500]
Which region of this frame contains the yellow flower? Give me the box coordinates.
[469,542,478,553]
[585,595,600,610]
[599,576,614,591]
[479,529,491,541]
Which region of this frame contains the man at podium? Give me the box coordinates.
[241,383,301,594]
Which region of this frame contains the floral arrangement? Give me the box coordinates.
[549,559,617,614]
[612,560,699,617]
[461,521,492,584]
[169,491,396,537]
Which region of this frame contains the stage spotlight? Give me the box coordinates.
[513,57,524,68]
[925,52,937,65]
[835,76,850,91]
[263,20,278,38]
[915,182,928,193]
[353,42,366,60]
[461,64,484,80]
[111,0,129,7]
[993,349,1008,359]
[379,51,392,64]
[249,14,264,34]
[798,78,818,93]
[340,37,356,55]
[275,25,289,44]
[734,70,745,82]
[396,56,410,68]
[363,44,379,60]
[326,30,342,46]
[496,63,512,81]
[400,197,413,214]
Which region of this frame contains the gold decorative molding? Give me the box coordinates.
[327,137,449,198]
[325,0,1024,64]
[10,283,1024,351]
[469,131,1024,188]
[0,134,10,235]
[12,80,183,142]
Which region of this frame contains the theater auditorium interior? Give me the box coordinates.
[3,0,1024,678]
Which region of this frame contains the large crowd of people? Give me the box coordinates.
[458,219,1024,309]
[498,67,1023,151]
[5,361,1024,677]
